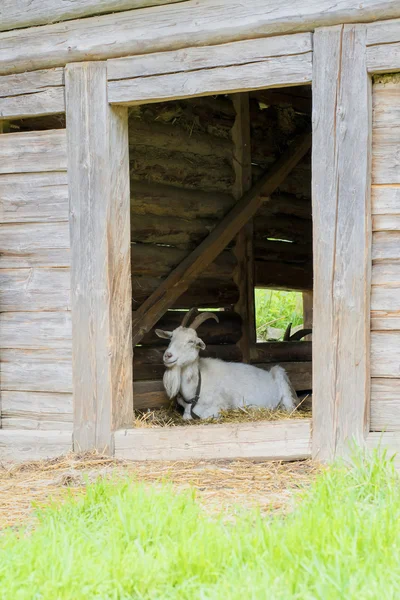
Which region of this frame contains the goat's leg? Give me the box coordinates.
[182,405,193,420]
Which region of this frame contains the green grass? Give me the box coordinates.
[255,289,304,341]
[0,450,399,599]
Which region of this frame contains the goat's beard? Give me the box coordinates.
[163,365,181,399]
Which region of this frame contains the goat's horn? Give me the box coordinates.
[181,307,198,328]
[190,312,219,330]
[283,323,292,341]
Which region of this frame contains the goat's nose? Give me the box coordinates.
[164,352,173,360]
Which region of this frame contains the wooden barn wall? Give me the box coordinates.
[130,92,312,408]
[0,129,73,432]
[370,74,400,431]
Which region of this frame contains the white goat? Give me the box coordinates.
[155,309,298,420]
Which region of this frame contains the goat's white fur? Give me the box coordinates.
[156,323,297,420]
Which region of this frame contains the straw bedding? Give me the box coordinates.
[0,452,319,530]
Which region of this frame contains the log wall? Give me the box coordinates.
[130,91,312,407]
[370,74,400,432]
[0,129,73,432]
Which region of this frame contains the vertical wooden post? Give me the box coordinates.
[65,62,133,453]
[231,93,255,361]
[312,25,372,461]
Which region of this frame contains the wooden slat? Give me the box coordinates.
[1,1,400,76]
[131,132,312,347]
[131,181,234,220]
[366,431,400,467]
[372,261,400,285]
[372,128,400,184]
[0,430,72,462]
[250,342,312,363]
[109,54,312,105]
[0,0,187,32]
[114,419,311,461]
[372,79,400,127]
[312,25,372,461]
[371,378,400,431]
[371,331,400,377]
[66,62,133,453]
[108,33,312,80]
[131,214,215,248]
[231,93,254,361]
[0,172,68,223]
[0,130,67,173]
[1,391,72,431]
[0,68,65,119]
[373,231,400,260]
[372,186,400,215]
[0,222,70,268]
[255,259,313,291]
[367,42,400,73]
[367,16,400,45]
[0,348,72,393]
[373,214,400,230]
[0,312,71,349]
[0,268,70,311]
[371,285,400,312]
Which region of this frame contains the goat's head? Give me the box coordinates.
[155,309,219,368]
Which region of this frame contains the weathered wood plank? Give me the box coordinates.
[132,276,239,309]
[66,62,133,453]
[371,378,400,431]
[312,25,372,461]
[0,68,65,119]
[131,181,234,220]
[1,391,72,430]
[0,0,187,32]
[372,128,400,184]
[231,93,254,361]
[373,214,400,231]
[0,172,68,223]
[1,0,400,76]
[0,268,70,311]
[250,342,312,363]
[371,332,400,377]
[371,285,400,312]
[372,261,400,285]
[366,431,400,467]
[129,119,233,160]
[371,313,400,330]
[0,130,67,173]
[0,348,72,393]
[373,231,400,260]
[0,430,72,462]
[372,186,400,214]
[367,16,400,45]
[131,214,215,248]
[367,42,400,73]
[0,312,72,349]
[131,246,236,278]
[115,419,311,461]
[109,54,312,105]
[132,133,311,346]
[255,259,313,291]
[0,222,70,268]
[108,33,312,80]
[372,79,400,127]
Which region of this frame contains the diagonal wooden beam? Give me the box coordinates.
[132,132,312,346]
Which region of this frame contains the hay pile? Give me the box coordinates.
[0,452,319,530]
[134,395,312,428]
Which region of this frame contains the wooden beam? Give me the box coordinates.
[2,2,400,76]
[132,132,312,346]
[0,0,187,32]
[312,25,372,462]
[231,93,254,362]
[114,419,311,462]
[0,68,65,119]
[302,291,313,341]
[65,62,133,454]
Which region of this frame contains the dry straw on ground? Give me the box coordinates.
[0,452,319,530]
[133,396,312,428]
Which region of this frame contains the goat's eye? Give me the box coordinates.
[188,340,195,345]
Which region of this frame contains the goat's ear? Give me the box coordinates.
[196,337,206,350]
[155,329,173,340]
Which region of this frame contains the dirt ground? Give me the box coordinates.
[0,454,320,530]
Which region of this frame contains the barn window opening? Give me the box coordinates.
[130,85,313,426]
